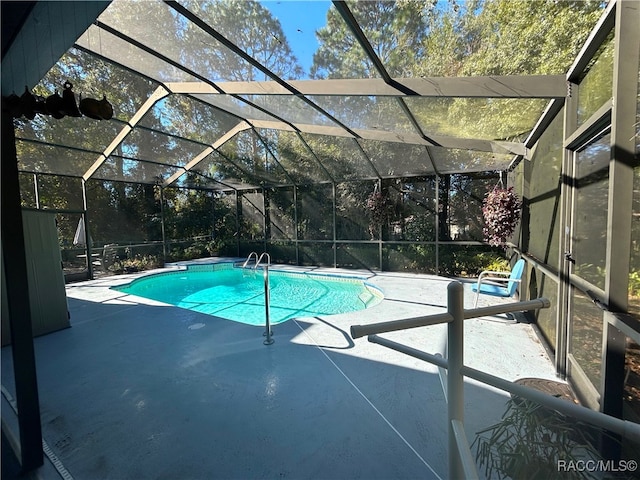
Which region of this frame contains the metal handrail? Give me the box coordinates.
[257,252,273,345]
[242,252,274,345]
[350,281,640,479]
[242,251,259,269]
[256,252,270,269]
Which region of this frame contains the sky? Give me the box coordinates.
[259,1,332,75]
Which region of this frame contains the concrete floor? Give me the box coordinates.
[2,259,558,480]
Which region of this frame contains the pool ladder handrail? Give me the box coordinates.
[242,251,259,269]
[255,252,271,270]
[242,252,274,345]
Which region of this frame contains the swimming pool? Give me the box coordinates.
[113,263,383,325]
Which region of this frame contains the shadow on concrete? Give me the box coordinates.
[1,294,525,480]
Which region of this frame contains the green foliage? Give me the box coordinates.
[482,256,511,273]
[461,0,603,77]
[85,181,162,245]
[574,263,606,292]
[384,244,506,276]
[109,255,162,274]
[297,184,334,240]
[166,241,219,263]
[310,0,604,143]
[312,0,428,79]
[163,188,215,241]
[266,242,297,265]
[185,0,303,80]
[383,244,431,272]
[473,397,634,480]
[438,248,509,277]
[401,213,436,242]
[337,244,380,269]
[365,191,391,234]
[629,271,640,298]
[16,0,612,283]
[577,36,614,125]
[447,174,494,241]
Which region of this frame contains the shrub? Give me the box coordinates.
[473,397,634,480]
[629,271,640,298]
[109,254,162,274]
[438,248,509,277]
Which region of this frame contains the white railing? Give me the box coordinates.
[350,281,640,479]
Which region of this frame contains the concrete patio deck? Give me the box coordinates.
[1,259,558,479]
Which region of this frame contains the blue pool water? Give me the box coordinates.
[113,264,383,325]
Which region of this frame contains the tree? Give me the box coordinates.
[312,0,428,79]
[422,0,604,141]
[181,0,303,81]
[176,0,305,191]
[461,0,604,76]
[13,0,611,269]
[415,0,485,78]
[162,186,214,241]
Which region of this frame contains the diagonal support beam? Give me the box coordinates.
[164,121,251,186]
[164,1,363,141]
[82,85,171,181]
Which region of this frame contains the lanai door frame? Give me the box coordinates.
[557,0,640,415]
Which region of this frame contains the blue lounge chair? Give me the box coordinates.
[472,258,525,307]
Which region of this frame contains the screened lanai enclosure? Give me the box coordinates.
[2,0,640,477]
[11,0,586,281]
